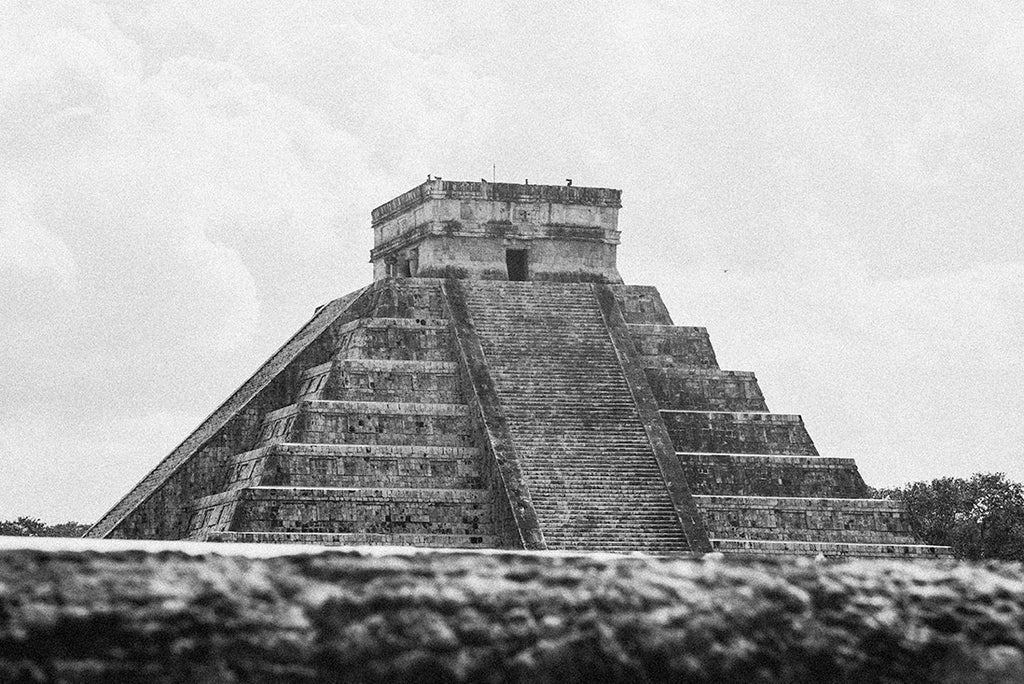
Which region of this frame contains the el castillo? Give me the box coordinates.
[7,179,1024,682]
[85,177,948,558]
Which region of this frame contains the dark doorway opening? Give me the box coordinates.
[506,249,528,281]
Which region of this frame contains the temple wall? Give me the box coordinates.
[409,235,621,282]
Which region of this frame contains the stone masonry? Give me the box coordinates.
[87,179,950,558]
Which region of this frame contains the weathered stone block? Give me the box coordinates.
[678,453,869,498]
[694,495,918,544]
[662,410,818,455]
[263,444,484,489]
[333,317,455,361]
[609,284,674,324]
[629,324,720,368]
[294,400,475,447]
[326,358,462,403]
[230,486,493,538]
[646,367,768,411]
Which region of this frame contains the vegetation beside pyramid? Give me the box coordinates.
[87,179,950,557]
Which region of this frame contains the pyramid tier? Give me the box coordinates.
[327,359,462,403]
[360,278,449,318]
[662,410,818,455]
[221,443,484,490]
[710,539,952,558]
[693,495,918,544]
[645,367,768,412]
[677,453,869,498]
[190,486,493,539]
[332,317,455,361]
[627,323,719,368]
[207,531,498,547]
[256,400,474,448]
[609,285,674,325]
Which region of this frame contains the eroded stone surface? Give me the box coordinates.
[0,544,1017,682]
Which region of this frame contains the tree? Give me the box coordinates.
[873,473,1024,561]
[0,517,91,538]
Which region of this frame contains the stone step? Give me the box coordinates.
[502,403,640,412]
[524,471,676,483]
[529,495,681,506]
[545,542,690,555]
[206,530,499,548]
[661,410,818,455]
[693,495,918,545]
[462,280,690,552]
[645,367,768,412]
[678,452,869,498]
[710,538,953,558]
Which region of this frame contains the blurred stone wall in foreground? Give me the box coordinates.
[1,545,1022,682]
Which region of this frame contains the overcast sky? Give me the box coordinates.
[1,2,1022,523]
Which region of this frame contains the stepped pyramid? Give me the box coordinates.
[87,179,950,558]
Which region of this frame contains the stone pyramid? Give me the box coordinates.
[87,179,950,557]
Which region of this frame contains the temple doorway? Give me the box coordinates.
[506,249,528,281]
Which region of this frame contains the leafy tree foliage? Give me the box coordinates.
[873,473,1024,561]
[0,517,90,538]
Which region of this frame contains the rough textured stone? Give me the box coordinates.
[0,545,1017,682]
[661,410,819,455]
[678,453,869,498]
[645,368,768,412]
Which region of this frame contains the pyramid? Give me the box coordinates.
[87,179,950,557]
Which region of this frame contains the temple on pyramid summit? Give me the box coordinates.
[86,178,949,557]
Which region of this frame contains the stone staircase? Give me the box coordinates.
[612,285,951,558]
[459,281,691,554]
[184,280,498,548]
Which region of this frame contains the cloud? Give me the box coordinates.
[0,176,77,291]
[177,212,259,353]
[0,1,1022,521]
[0,405,197,522]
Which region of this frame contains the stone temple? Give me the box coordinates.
[87,179,949,557]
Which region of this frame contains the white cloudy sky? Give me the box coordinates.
[1,1,1022,523]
